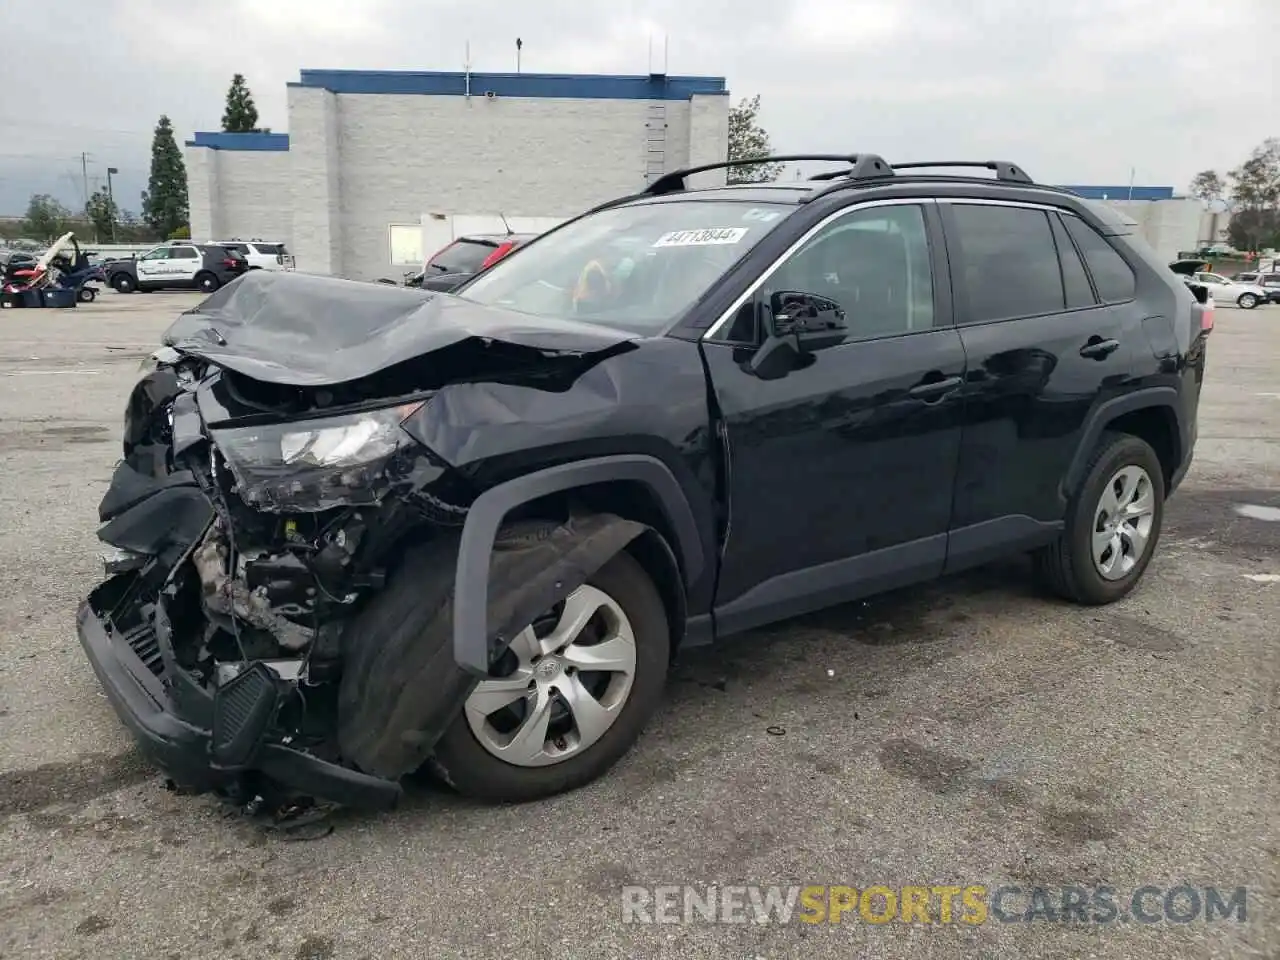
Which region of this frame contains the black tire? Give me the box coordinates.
[1238,293,1259,310]
[195,272,220,293]
[111,273,134,293]
[1034,431,1165,605]
[432,548,669,802]
[77,286,96,303]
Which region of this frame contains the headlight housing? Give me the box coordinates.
[211,401,428,512]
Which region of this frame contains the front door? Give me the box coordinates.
[134,248,169,283]
[701,200,967,635]
[939,201,1140,571]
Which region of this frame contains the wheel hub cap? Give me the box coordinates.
[463,584,638,768]
[1092,464,1156,581]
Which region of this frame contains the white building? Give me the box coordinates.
[186,69,730,280]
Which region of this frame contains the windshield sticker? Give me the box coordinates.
[742,208,783,223]
[653,227,749,248]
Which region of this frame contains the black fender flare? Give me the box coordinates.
[453,454,703,675]
[1062,387,1182,498]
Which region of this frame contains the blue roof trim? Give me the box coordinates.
[185,132,291,152]
[1057,185,1175,201]
[292,69,727,101]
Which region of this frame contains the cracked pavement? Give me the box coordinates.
[0,291,1276,959]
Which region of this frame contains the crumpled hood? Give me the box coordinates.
[161,270,637,385]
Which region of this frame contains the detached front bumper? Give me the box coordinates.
[76,581,401,810]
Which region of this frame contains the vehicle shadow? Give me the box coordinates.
[388,554,1046,816]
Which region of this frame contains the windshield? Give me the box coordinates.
[459,200,791,331]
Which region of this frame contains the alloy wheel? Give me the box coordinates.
[1091,464,1156,581]
[464,584,638,767]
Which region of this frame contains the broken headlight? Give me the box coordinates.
[210,402,425,512]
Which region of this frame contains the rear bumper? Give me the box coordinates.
[76,586,401,810]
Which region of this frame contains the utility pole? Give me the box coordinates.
[106,166,119,242]
[516,37,522,73]
[80,152,92,209]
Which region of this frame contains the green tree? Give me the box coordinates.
[23,194,71,243]
[1188,169,1225,203]
[1227,138,1280,253]
[167,224,191,240]
[222,73,260,133]
[727,95,783,184]
[141,115,189,238]
[85,188,119,242]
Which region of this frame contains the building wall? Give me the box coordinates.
[1102,197,1205,262]
[330,92,727,281]
[188,71,729,281]
[183,132,292,246]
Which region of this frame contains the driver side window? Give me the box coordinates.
[765,204,935,341]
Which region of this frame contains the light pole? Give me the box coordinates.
[106,167,119,242]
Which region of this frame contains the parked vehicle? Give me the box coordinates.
[1232,271,1280,304]
[405,232,537,291]
[78,154,1208,815]
[1,232,101,307]
[105,244,250,293]
[1167,261,1269,309]
[210,240,295,272]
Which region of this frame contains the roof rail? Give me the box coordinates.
[644,153,892,196]
[810,160,1033,185]
[891,161,1033,183]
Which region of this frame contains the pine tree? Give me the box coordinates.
[141,115,189,237]
[222,74,260,133]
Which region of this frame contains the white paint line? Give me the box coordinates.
[1256,393,1280,399]
[1242,574,1280,584]
[1233,504,1280,522]
[2,369,103,376]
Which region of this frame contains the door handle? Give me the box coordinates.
[1079,337,1120,360]
[908,375,962,400]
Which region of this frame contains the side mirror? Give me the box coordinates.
[770,291,848,350]
[747,291,848,380]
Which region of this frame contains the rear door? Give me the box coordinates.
[166,245,203,287]
[702,199,968,633]
[940,200,1139,571]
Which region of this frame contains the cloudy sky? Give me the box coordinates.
[0,0,1274,216]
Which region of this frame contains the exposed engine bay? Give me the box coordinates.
[81,271,655,814]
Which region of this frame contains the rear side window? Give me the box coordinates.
[1063,216,1136,302]
[222,243,250,255]
[427,239,498,274]
[170,246,198,259]
[948,204,1064,322]
[1049,214,1096,309]
[252,243,283,255]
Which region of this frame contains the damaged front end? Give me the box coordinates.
[77,274,649,811]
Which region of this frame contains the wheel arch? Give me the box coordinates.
[1064,389,1182,499]
[453,455,704,675]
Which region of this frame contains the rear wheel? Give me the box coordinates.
[77,286,96,303]
[1238,293,1259,309]
[195,272,220,293]
[433,549,669,802]
[111,273,134,293]
[1035,432,1164,604]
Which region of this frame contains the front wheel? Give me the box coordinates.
[111,273,134,293]
[1034,432,1164,605]
[433,549,670,802]
[1238,293,1259,309]
[195,272,220,293]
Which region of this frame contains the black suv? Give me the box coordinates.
[404,233,537,291]
[77,155,1208,814]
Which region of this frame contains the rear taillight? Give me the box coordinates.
[1200,304,1214,333]
[479,241,516,271]
[222,258,238,269]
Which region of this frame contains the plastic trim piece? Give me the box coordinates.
[453,455,703,675]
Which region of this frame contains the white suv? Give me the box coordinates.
[211,240,295,272]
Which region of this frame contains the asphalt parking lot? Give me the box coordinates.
[0,291,1276,960]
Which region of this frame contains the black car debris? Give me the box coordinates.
[78,154,1208,817]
